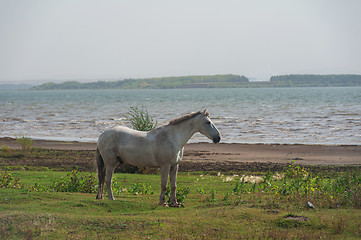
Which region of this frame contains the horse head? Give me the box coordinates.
[197,109,221,143]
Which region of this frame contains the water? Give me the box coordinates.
[1,87,360,145]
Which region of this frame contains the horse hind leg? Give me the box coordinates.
[96,148,105,200]
[104,156,124,200]
[105,164,116,200]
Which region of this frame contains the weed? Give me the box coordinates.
[222,192,232,206]
[165,186,190,207]
[233,177,246,194]
[27,182,50,192]
[15,135,32,152]
[128,183,154,195]
[205,189,218,206]
[0,145,13,154]
[263,170,273,183]
[50,170,97,193]
[197,187,206,194]
[0,171,23,189]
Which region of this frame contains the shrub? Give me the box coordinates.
[0,171,23,189]
[127,106,157,131]
[205,189,218,206]
[15,135,32,152]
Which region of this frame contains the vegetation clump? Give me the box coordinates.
[50,170,97,193]
[0,171,22,189]
[127,106,157,132]
[204,162,361,210]
[15,135,32,153]
[165,186,190,207]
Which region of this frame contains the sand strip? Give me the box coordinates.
[1,137,360,166]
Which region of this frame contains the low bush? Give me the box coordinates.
[0,171,23,189]
[15,135,32,152]
[50,170,97,193]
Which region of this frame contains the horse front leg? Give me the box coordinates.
[159,165,170,206]
[105,166,116,200]
[169,164,180,207]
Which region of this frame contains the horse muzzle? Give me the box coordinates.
[213,136,221,143]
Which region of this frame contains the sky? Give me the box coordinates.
[0,0,360,83]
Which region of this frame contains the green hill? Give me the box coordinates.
[31,75,249,90]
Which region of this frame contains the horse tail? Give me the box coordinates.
[96,147,106,199]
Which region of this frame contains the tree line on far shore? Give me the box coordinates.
[30,74,361,90]
[269,74,361,87]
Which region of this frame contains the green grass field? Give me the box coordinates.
[1,167,361,239]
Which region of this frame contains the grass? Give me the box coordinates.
[1,144,360,239]
[1,168,361,239]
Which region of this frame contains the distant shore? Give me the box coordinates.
[1,137,360,166]
[29,74,361,90]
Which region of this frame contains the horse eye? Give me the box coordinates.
[206,121,211,125]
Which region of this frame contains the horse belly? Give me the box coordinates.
[119,145,159,167]
[120,144,179,167]
[124,155,158,167]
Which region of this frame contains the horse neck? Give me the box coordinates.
[167,118,198,148]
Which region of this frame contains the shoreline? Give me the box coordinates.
[1,137,360,166]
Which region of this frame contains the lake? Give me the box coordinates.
[1,87,360,145]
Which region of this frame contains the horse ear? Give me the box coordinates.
[202,109,209,116]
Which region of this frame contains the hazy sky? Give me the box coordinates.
[1,0,360,83]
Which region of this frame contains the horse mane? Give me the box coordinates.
[168,111,209,125]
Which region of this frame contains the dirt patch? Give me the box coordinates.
[1,147,360,174]
[278,214,311,228]
[284,215,309,222]
[1,138,360,173]
[0,148,288,173]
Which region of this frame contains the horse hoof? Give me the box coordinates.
[159,203,169,207]
[170,203,181,208]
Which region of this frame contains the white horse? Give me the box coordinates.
[95,109,221,207]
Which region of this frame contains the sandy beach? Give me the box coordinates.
[2,137,360,169]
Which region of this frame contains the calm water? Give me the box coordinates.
[1,87,360,145]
